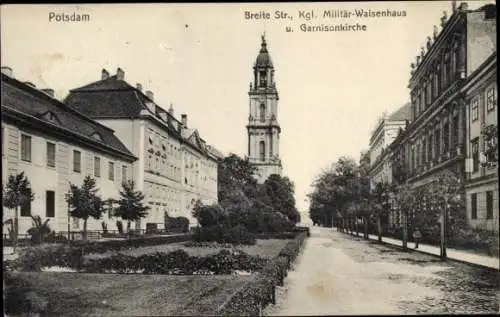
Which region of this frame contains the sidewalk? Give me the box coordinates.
[339,229,499,270]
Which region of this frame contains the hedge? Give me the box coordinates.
[7,248,269,275]
[217,231,308,316]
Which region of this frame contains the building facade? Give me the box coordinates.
[1,68,137,236]
[463,52,498,232]
[390,2,496,231]
[64,68,221,230]
[247,35,283,183]
[368,103,411,190]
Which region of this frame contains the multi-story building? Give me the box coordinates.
[391,2,496,230]
[64,68,220,230]
[1,67,137,235]
[463,51,498,232]
[247,35,283,183]
[368,103,411,190]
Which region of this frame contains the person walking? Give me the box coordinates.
[413,227,422,249]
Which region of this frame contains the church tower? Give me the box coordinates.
[247,34,282,183]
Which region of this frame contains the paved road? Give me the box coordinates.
[264,227,499,315]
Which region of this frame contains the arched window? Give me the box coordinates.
[259,141,265,161]
[260,71,267,87]
[260,103,266,122]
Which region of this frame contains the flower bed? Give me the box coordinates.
[217,231,308,315]
[5,248,269,276]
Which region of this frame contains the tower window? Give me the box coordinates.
[259,141,265,161]
[260,71,267,87]
[260,103,266,122]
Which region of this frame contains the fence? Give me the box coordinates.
[2,228,187,246]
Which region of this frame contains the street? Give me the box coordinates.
[264,227,499,315]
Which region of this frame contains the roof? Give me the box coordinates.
[65,69,220,161]
[255,35,273,68]
[387,102,411,122]
[1,74,136,161]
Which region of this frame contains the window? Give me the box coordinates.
[47,142,56,167]
[426,81,432,106]
[73,150,81,173]
[260,103,266,122]
[428,135,433,162]
[259,141,265,161]
[20,200,31,217]
[443,123,449,153]
[471,193,477,220]
[122,165,128,182]
[452,115,459,149]
[422,139,427,163]
[435,129,441,158]
[486,87,496,112]
[73,217,80,229]
[486,191,493,220]
[471,138,479,172]
[46,190,55,217]
[1,127,4,157]
[21,134,32,162]
[471,99,479,122]
[108,162,115,181]
[94,156,101,177]
[259,71,267,87]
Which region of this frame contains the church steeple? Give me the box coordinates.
[247,35,282,183]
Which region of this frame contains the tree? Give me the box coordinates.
[113,180,150,232]
[358,150,371,239]
[2,172,35,250]
[308,156,359,230]
[67,176,105,241]
[371,182,393,242]
[264,174,300,223]
[217,153,258,204]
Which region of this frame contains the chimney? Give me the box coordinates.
[41,89,55,98]
[24,82,36,88]
[168,103,174,115]
[116,67,125,81]
[136,83,142,91]
[459,2,468,12]
[145,90,154,100]
[101,68,109,80]
[181,114,187,128]
[1,66,13,77]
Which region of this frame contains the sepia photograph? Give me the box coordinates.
[1,1,498,316]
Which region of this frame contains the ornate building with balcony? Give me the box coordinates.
[368,103,411,190]
[463,51,497,232]
[397,2,496,188]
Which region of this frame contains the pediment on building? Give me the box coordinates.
[38,110,62,125]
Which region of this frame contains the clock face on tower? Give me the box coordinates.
[247,34,282,183]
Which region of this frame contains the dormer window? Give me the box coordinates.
[39,111,60,124]
[91,132,103,141]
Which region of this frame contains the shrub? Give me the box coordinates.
[116,220,124,234]
[166,216,190,233]
[193,225,256,245]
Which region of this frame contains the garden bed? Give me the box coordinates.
[4,271,252,316]
[85,238,290,260]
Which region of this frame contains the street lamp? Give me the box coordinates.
[440,192,462,259]
[64,191,71,243]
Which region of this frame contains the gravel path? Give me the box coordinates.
[264,227,499,315]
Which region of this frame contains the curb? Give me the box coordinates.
[342,231,499,272]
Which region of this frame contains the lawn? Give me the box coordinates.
[85,238,290,260]
[6,272,253,316]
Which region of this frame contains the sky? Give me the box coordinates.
[0,1,494,218]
